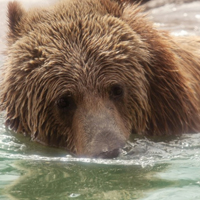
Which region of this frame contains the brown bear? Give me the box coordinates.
[0,0,200,158]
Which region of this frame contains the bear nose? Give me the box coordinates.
[90,131,126,159]
[96,148,121,159]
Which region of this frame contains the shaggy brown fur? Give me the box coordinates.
[1,0,200,158]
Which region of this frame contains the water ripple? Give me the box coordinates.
[1,127,200,167]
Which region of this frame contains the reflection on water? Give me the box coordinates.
[3,161,172,200]
[0,0,200,200]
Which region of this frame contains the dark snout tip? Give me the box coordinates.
[89,131,126,159]
[96,148,121,159]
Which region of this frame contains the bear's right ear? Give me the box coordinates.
[7,1,25,44]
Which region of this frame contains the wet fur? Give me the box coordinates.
[0,0,200,157]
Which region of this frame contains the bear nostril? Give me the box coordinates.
[89,130,126,159]
[96,148,120,159]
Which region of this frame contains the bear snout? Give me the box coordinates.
[90,130,126,159]
[96,148,121,159]
[74,103,129,158]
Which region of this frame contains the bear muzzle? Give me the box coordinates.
[89,130,126,159]
[73,104,128,159]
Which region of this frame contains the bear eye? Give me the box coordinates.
[110,84,124,99]
[56,96,74,109]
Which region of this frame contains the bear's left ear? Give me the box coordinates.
[7,1,26,44]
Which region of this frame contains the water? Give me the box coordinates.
[0,1,200,200]
[0,113,200,200]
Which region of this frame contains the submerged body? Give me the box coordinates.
[0,0,200,158]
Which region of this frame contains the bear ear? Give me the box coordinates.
[7,1,25,43]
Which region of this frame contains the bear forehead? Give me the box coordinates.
[7,0,150,97]
[11,0,147,66]
[20,14,142,59]
[11,14,147,79]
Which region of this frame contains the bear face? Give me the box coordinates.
[1,0,200,158]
